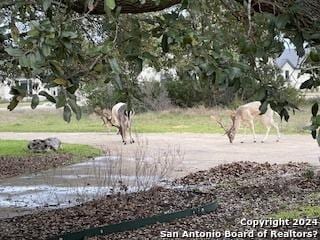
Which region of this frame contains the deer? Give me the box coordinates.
[94,102,135,144]
[211,101,280,143]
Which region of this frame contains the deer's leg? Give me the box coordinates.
[249,120,257,142]
[129,128,134,144]
[271,120,280,142]
[120,126,127,144]
[262,126,271,143]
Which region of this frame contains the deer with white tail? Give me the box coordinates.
[211,101,280,143]
[94,102,135,145]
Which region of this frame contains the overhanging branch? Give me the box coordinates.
[70,0,182,15]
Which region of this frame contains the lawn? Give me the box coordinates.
[0,139,102,162]
[0,105,312,134]
[273,205,320,219]
[272,192,320,219]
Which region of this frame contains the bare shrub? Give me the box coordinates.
[94,138,184,194]
[133,138,184,190]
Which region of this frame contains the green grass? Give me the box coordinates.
[272,205,320,219]
[0,105,312,134]
[271,192,320,219]
[0,139,102,162]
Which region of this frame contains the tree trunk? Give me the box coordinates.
[70,0,182,14]
[69,0,319,28]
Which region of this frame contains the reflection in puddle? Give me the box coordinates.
[0,185,139,208]
[0,156,165,213]
[0,145,181,218]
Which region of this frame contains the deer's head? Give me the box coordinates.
[211,112,236,143]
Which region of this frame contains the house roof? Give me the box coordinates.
[275,48,309,69]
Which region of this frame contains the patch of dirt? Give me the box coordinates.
[0,154,73,179]
[0,162,319,240]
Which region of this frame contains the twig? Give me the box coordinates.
[247,0,252,36]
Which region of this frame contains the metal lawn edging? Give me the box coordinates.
[51,201,218,240]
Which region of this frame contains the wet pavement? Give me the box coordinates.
[0,156,165,218]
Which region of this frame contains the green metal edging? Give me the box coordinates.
[50,201,218,240]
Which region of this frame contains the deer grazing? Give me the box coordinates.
[94,102,135,144]
[212,101,280,143]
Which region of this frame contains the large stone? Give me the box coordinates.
[27,138,61,153]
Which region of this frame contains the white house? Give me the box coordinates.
[275,48,310,89]
[0,77,59,102]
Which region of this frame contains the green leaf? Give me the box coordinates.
[10,22,20,42]
[161,33,169,53]
[310,51,320,62]
[311,130,317,139]
[63,105,72,123]
[300,79,314,89]
[31,94,39,109]
[41,44,51,57]
[229,67,241,80]
[7,96,19,111]
[68,99,82,120]
[259,101,268,114]
[56,92,66,108]
[43,0,52,11]
[49,60,64,77]
[39,90,56,103]
[255,88,266,101]
[5,47,24,57]
[61,31,78,39]
[280,108,290,122]
[105,0,116,10]
[275,14,290,29]
[9,86,26,96]
[292,33,305,57]
[314,115,320,125]
[53,78,68,87]
[312,103,319,117]
[28,28,40,38]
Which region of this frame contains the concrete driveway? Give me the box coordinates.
[1,132,319,178]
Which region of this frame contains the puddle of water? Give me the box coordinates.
[0,175,161,210]
[0,152,175,218]
[0,185,141,208]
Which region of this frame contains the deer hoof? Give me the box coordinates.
[130,139,135,144]
[240,141,244,144]
[123,141,127,145]
[261,140,265,143]
[276,139,280,142]
[253,140,257,143]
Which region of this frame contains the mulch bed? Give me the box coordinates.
[0,154,73,179]
[98,162,320,240]
[0,188,215,240]
[0,162,319,240]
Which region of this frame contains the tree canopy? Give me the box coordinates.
[1,0,320,139]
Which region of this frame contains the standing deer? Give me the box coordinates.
[94,102,135,144]
[212,101,280,143]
